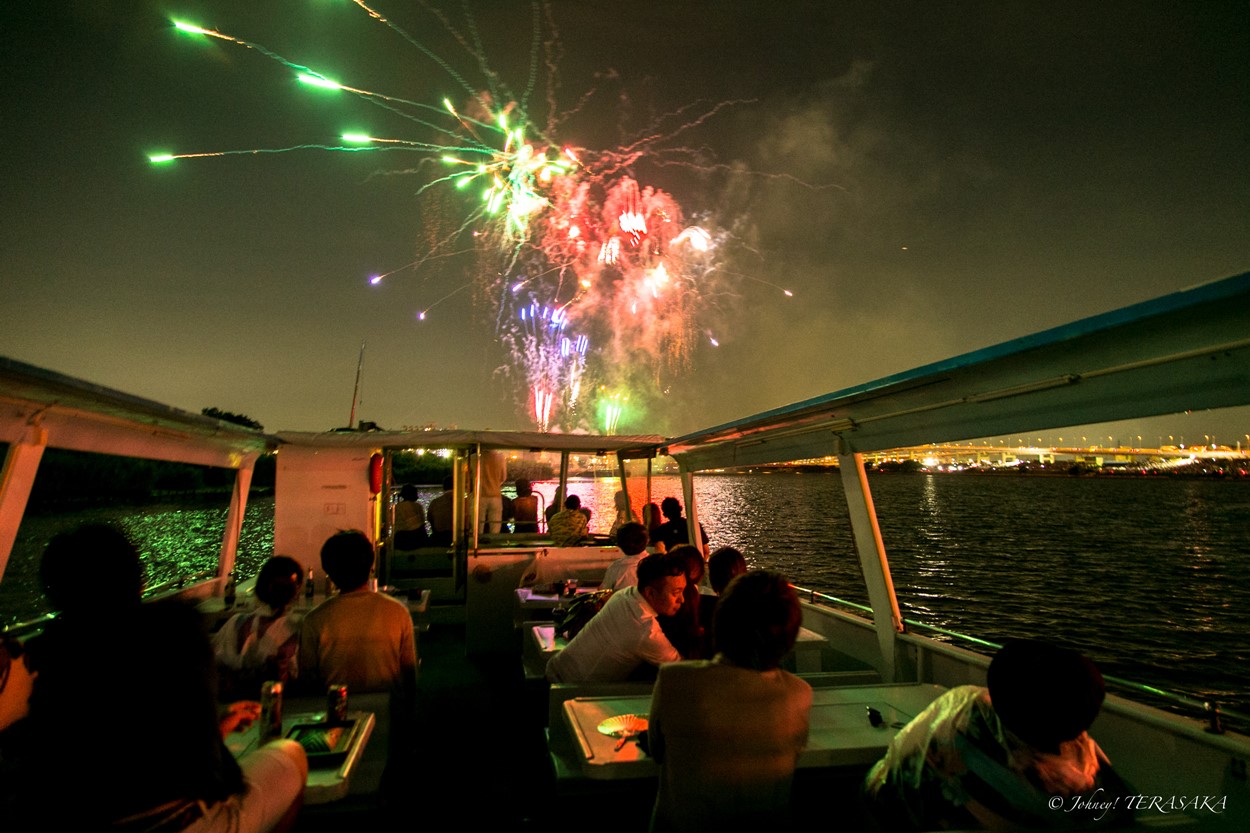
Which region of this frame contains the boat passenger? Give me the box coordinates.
[545,485,565,527]
[863,639,1131,830]
[548,494,591,546]
[17,524,307,832]
[501,492,515,533]
[298,531,419,700]
[641,501,665,551]
[646,569,812,833]
[427,476,456,546]
[393,484,429,549]
[512,478,541,533]
[473,449,507,534]
[602,522,650,590]
[653,496,709,556]
[545,552,686,684]
[707,547,747,595]
[699,546,747,656]
[608,489,632,538]
[658,545,708,659]
[213,555,304,700]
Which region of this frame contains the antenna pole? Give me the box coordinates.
[348,341,366,429]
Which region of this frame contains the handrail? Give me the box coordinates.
[795,584,1249,732]
[792,584,873,615]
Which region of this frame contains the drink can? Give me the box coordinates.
[259,680,283,742]
[326,684,349,723]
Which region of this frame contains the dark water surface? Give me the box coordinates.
[4,473,1247,716]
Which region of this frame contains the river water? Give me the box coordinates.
[4,473,1247,718]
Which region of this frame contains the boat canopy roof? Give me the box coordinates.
[665,270,1250,472]
[274,429,664,459]
[0,355,273,469]
[0,356,664,466]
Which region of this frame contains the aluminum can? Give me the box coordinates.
[326,684,349,723]
[259,680,284,742]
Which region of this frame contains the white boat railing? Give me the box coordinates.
[796,582,1249,734]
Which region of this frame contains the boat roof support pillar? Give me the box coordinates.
[615,453,635,523]
[216,456,257,585]
[838,450,907,682]
[471,444,483,550]
[0,423,47,581]
[452,451,469,551]
[679,467,700,555]
[558,451,570,506]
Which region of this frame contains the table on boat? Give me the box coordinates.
[526,623,828,676]
[514,586,598,626]
[524,623,566,678]
[225,693,386,804]
[559,683,945,780]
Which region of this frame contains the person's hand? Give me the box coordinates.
[219,701,262,737]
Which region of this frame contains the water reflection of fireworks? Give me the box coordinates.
[152,3,795,432]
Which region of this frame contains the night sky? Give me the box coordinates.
[2,1,1247,443]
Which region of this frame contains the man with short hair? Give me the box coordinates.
[601,522,650,591]
[298,531,418,698]
[545,552,687,683]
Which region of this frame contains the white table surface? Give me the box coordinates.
[559,682,945,780]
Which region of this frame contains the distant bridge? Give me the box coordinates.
[859,444,1249,468]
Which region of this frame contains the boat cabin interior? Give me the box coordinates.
[2,270,1249,830]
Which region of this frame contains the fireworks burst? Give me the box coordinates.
[153,4,796,433]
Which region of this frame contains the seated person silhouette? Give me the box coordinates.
[658,545,708,660]
[214,555,305,700]
[298,530,418,699]
[863,639,1131,830]
[393,484,429,549]
[512,478,541,533]
[18,523,307,832]
[698,546,747,656]
[601,522,650,590]
[426,476,456,547]
[647,570,813,833]
[548,494,590,546]
[652,496,709,555]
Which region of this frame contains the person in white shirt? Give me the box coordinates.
[546,552,686,683]
[601,522,650,591]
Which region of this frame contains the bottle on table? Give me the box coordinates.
[260,680,284,743]
[223,570,237,608]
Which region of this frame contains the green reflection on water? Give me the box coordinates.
[1,496,274,629]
